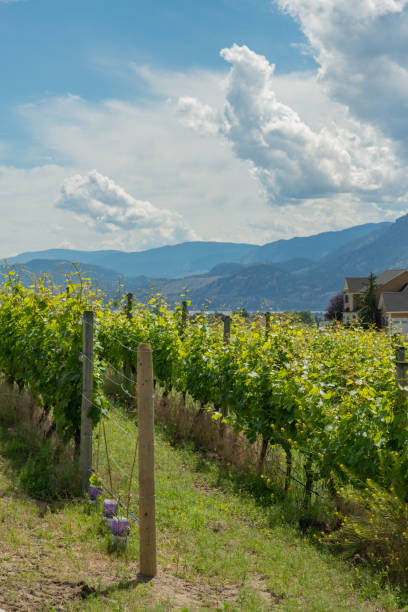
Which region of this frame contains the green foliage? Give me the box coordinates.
[19,445,58,500]
[3,435,79,500]
[98,302,408,500]
[0,271,105,441]
[0,411,402,610]
[359,272,381,328]
[296,310,316,325]
[4,437,30,469]
[98,294,182,393]
[89,472,102,487]
[1,273,407,503]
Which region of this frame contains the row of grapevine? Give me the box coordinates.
[99,300,408,499]
[0,273,105,444]
[1,273,407,500]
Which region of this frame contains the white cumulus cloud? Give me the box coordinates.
[179,44,405,206]
[177,97,220,135]
[10,54,408,253]
[275,0,408,147]
[55,170,199,248]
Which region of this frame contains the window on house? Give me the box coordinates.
[344,294,349,303]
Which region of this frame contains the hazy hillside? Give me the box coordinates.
[170,214,408,310]
[289,213,408,303]
[1,259,130,297]
[3,217,406,311]
[323,213,408,278]
[186,263,292,311]
[7,242,257,279]
[5,221,388,279]
[242,222,391,264]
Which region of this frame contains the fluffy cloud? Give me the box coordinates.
[7,55,407,255]
[177,97,219,135]
[55,170,198,247]
[179,44,406,205]
[17,89,273,246]
[275,0,408,146]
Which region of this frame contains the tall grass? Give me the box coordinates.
[0,379,80,500]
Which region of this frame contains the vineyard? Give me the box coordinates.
[1,271,407,504]
[2,271,408,608]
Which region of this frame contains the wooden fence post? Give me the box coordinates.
[181,300,188,332]
[126,292,134,322]
[396,346,408,402]
[80,310,94,495]
[137,343,157,578]
[223,315,231,345]
[265,312,271,336]
[124,292,135,381]
[220,315,232,438]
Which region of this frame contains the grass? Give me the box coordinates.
[0,382,80,501]
[0,386,406,611]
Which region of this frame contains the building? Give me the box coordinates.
[378,287,408,334]
[343,270,408,332]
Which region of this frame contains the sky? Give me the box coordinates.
[1,0,408,256]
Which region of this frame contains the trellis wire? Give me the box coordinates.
[87,316,401,505]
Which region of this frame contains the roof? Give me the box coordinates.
[380,291,408,313]
[376,270,406,285]
[345,277,369,293]
[345,270,407,294]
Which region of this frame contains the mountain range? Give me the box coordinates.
[6,221,388,279]
[2,215,407,311]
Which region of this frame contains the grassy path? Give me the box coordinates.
[0,408,404,611]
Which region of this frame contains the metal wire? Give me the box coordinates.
[107,412,135,441]
[272,464,325,498]
[109,453,132,482]
[120,383,137,400]
[83,319,158,354]
[103,359,136,384]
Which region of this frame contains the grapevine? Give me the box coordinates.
[1,273,407,499]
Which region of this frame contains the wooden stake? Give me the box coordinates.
[265,312,271,336]
[396,346,408,406]
[126,292,134,321]
[124,292,134,380]
[220,315,232,437]
[80,310,94,495]
[396,346,408,386]
[181,300,188,334]
[223,315,231,345]
[396,346,407,380]
[137,343,157,578]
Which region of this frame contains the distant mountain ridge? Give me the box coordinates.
[6,242,257,279]
[241,222,391,264]
[5,221,391,279]
[2,217,405,310]
[0,259,129,296]
[185,214,408,310]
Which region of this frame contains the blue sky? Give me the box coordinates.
[1,0,313,159]
[1,0,407,256]
[1,0,311,97]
